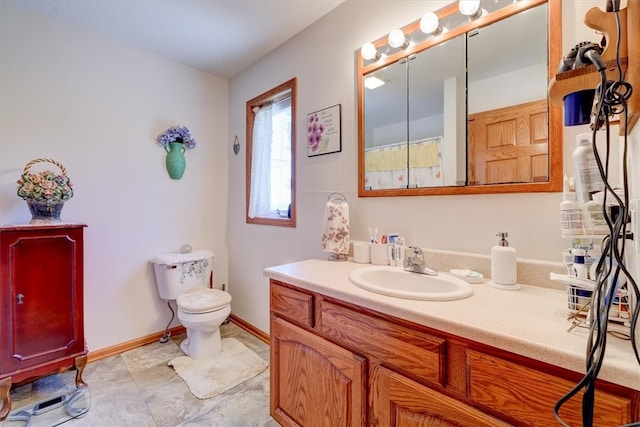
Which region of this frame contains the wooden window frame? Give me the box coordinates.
[245,78,297,227]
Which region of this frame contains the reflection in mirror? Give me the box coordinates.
[409,37,466,187]
[364,37,466,190]
[467,4,549,185]
[357,0,562,197]
[364,59,407,190]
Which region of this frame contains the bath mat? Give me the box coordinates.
[168,338,268,400]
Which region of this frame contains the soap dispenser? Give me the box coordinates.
[489,232,519,290]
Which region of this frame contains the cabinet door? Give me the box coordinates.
[370,365,510,427]
[270,316,366,427]
[0,228,85,373]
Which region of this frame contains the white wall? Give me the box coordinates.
[469,63,547,113]
[228,0,640,334]
[0,5,229,352]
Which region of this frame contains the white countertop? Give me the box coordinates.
[264,258,640,391]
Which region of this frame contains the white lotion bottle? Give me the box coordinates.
[572,133,605,205]
[489,232,519,290]
[560,175,583,236]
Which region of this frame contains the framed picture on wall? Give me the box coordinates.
[307,104,341,157]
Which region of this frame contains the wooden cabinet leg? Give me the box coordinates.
[74,354,88,388]
[0,377,12,421]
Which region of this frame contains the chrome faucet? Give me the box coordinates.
[403,246,438,276]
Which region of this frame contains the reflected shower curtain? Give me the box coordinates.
[364,137,443,189]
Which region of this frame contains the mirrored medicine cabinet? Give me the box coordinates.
[357,0,562,197]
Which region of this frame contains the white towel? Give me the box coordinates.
[321,199,350,255]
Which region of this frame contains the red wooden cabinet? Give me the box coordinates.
[0,224,88,420]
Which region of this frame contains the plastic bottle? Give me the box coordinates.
[490,232,518,289]
[582,191,608,234]
[572,249,588,279]
[572,133,605,205]
[387,234,399,266]
[560,175,583,236]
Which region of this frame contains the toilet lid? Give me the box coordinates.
[177,288,231,313]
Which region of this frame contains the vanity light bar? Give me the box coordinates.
[360,0,475,63]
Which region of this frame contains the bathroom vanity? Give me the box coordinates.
[0,224,88,420]
[266,259,640,426]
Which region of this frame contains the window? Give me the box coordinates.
[246,78,296,226]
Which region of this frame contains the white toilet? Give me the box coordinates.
[151,250,232,359]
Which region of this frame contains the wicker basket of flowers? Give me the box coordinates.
[16,158,74,224]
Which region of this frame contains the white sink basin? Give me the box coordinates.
[348,266,474,301]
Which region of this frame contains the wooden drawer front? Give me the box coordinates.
[468,350,632,426]
[270,281,313,327]
[317,299,445,386]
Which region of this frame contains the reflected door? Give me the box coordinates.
[468,99,548,185]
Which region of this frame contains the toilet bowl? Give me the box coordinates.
[177,287,232,358]
[151,249,232,359]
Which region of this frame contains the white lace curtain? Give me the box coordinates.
[248,96,291,218]
[248,103,273,218]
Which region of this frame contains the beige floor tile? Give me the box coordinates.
[2,323,278,427]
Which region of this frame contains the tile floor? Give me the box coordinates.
[3,323,279,427]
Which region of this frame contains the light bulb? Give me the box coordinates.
[420,12,441,35]
[459,0,481,16]
[361,42,379,61]
[388,29,408,49]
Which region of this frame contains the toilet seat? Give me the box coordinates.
[177,287,232,314]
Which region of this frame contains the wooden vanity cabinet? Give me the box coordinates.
[270,282,366,427]
[0,224,88,420]
[270,280,639,426]
[271,317,366,427]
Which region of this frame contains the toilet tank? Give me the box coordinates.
[150,250,214,300]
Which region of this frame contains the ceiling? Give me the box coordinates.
[5,0,345,78]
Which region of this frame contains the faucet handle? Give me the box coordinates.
[404,246,424,266]
[409,246,423,255]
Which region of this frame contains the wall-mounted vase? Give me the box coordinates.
[165,142,186,179]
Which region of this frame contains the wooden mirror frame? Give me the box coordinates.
[357,0,562,197]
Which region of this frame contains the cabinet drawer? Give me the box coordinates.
[270,281,313,327]
[317,299,445,386]
[467,350,632,426]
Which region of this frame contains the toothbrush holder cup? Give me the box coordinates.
[370,244,389,265]
[353,242,371,264]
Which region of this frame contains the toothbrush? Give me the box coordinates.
[369,227,374,243]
